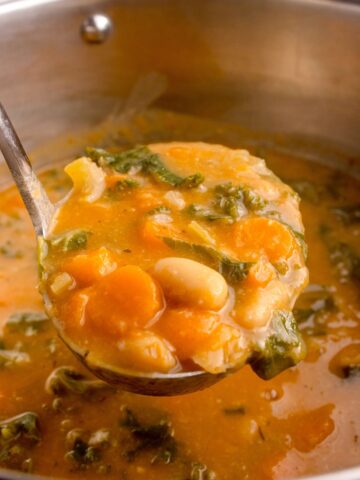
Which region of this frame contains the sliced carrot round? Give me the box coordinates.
[62,247,119,287]
[157,308,221,360]
[85,265,163,338]
[232,217,296,263]
[141,218,172,250]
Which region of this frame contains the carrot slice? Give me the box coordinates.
[141,218,172,250]
[157,308,221,360]
[62,247,119,287]
[232,217,296,263]
[85,265,163,337]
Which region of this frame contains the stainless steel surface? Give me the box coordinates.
[54,326,227,396]
[80,12,112,44]
[0,103,54,235]
[0,0,359,478]
[0,104,224,394]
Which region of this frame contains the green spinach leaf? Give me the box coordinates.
[45,366,113,396]
[86,146,204,188]
[120,407,177,464]
[49,229,90,252]
[163,237,252,284]
[249,310,306,379]
[6,311,49,336]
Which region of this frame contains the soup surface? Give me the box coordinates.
[0,111,359,479]
[41,142,307,378]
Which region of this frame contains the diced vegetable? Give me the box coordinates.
[65,157,105,203]
[62,247,118,287]
[187,221,216,245]
[232,217,299,263]
[153,257,228,310]
[163,190,185,210]
[86,266,163,336]
[249,310,306,379]
[157,309,221,360]
[192,324,248,374]
[50,272,75,295]
[245,260,277,288]
[141,217,174,250]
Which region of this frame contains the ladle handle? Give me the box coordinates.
[0,103,54,236]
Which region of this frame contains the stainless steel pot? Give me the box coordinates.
[0,0,359,479]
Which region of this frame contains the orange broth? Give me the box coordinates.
[0,129,359,479]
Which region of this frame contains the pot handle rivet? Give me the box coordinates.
[80,13,112,44]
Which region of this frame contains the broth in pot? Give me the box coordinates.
[0,113,359,479]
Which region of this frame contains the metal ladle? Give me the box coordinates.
[0,103,226,396]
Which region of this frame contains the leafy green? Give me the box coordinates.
[294,285,337,337]
[287,179,321,204]
[86,146,204,188]
[120,407,177,464]
[214,182,266,219]
[0,241,23,259]
[320,224,360,284]
[6,311,49,336]
[223,406,246,416]
[65,438,101,466]
[37,236,48,281]
[147,205,172,216]
[0,412,40,444]
[113,178,139,191]
[49,229,90,252]
[291,229,308,260]
[0,349,30,368]
[187,204,233,223]
[249,310,306,379]
[0,412,40,468]
[163,237,252,284]
[331,204,360,225]
[45,366,113,396]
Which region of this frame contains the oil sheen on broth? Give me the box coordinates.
[0,119,359,479]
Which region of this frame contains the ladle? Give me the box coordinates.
[0,103,226,396]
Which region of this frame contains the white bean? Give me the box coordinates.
[153,257,228,310]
